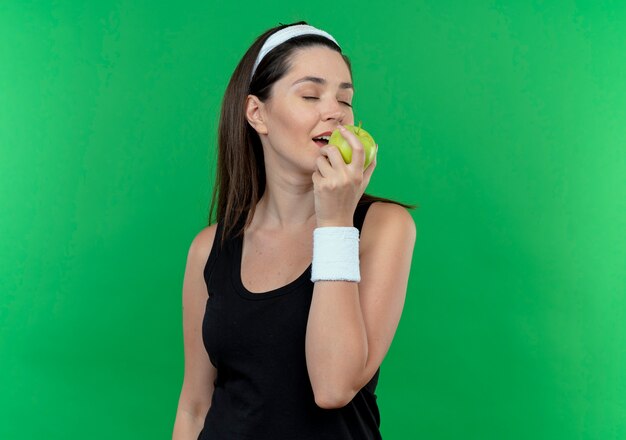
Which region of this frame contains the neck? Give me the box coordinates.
[250,160,317,230]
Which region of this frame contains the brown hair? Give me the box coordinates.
[208,20,418,249]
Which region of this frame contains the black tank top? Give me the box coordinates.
[199,200,381,440]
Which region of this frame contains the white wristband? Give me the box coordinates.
[310,226,360,283]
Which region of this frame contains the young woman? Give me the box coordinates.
[172,21,417,440]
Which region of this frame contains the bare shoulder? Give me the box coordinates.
[364,201,414,225]
[360,202,416,253]
[188,223,219,262]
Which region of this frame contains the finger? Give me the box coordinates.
[337,125,365,170]
[321,144,346,169]
[316,152,333,177]
[312,170,321,186]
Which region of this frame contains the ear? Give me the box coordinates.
[245,94,268,135]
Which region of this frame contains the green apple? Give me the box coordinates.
[328,121,378,170]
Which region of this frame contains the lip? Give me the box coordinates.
[312,130,334,139]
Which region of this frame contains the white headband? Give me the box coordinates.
[250,24,340,82]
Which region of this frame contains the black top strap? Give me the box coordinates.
[353,200,375,232]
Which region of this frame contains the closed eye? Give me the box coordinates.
[303,97,352,107]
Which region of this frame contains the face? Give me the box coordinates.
[246,46,355,174]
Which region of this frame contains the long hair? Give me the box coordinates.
[209,20,419,249]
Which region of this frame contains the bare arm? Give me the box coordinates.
[306,203,416,408]
[172,225,219,440]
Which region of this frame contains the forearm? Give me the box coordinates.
[305,279,368,407]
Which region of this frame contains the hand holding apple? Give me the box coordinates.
[312,121,378,227]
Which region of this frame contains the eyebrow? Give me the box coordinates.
[291,76,354,90]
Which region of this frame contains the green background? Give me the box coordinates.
[1,1,625,438]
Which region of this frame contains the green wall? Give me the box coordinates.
[1,1,624,438]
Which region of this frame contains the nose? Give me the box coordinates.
[321,100,347,124]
